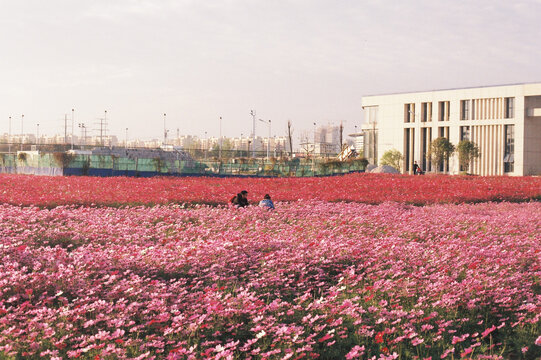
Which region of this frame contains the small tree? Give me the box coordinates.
[457,140,480,174]
[379,149,403,171]
[430,137,455,173]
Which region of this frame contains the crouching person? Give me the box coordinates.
[259,194,275,210]
[230,190,249,207]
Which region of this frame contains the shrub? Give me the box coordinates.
[379,149,403,171]
[52,152,74,168]
[17,152,27,162]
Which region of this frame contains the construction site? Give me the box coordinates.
[0,145,367,178]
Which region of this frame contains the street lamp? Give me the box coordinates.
[71,109,74,150]
[78,123,86,150]
[36,123,40,147]
[20,114,24,151]
[8,116,11,154]
[104,110,108,147]
[125,128,128,149]
[163,113,167,145]
[313,122,317,156]
[312,122,316,173]
[219,116,222,159]
[250,110,256,158]
[204,131,208,159]
[258,119,271,159]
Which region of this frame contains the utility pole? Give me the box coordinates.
[339,121,344,150]
[287,120,293,158]
[250,110,256,158]
[36,123,40,147]
[95,110,109,147]
[125,128,128,149]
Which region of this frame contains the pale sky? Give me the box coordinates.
[1,0,541,142]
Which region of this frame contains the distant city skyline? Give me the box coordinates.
[1,0,541,143]
[2,125,348,155]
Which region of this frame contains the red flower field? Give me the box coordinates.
[0,173,540,207]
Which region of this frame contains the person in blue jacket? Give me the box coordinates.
[259,194,275,210]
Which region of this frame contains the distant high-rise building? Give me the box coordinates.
[314,125,341,155]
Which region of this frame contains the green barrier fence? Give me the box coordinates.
[0,152,367,177]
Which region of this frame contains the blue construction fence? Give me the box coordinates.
[0,151,368,177]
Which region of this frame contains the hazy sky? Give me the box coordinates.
[1,0,541,142]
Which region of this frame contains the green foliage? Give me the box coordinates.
[430,137,455,173]
[17,152,27,162]
[52,152,74,168]
[210,138,234,159]
[379,149,403,171]
[457,140,480,173]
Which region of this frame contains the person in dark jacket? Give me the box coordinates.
[413,161,419,175]
[230,190,249,207]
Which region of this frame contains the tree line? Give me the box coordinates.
[380,138,480,174]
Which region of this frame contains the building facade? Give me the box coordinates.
[361,83,541,176]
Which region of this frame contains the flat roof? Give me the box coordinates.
[363,81,541,97]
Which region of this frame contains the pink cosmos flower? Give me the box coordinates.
[345,345,365,359]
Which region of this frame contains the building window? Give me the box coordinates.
[421,127,431,171]
[404,129,410,171]
[404,103,415,123]
[404,128,414,172]
[438,126,447,138]
[436,126,450,172]
[363,129,378,165]
[459,125,471,172]
[504,124,514,173]
[367,106,379,124]
[504,97,514,118]
[421,102,432,122]
[438,101,449,121]
[460,100,470,120]
[460,126,470,141]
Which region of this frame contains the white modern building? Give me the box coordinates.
[361,83,541,176]
[348,132,364,153]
